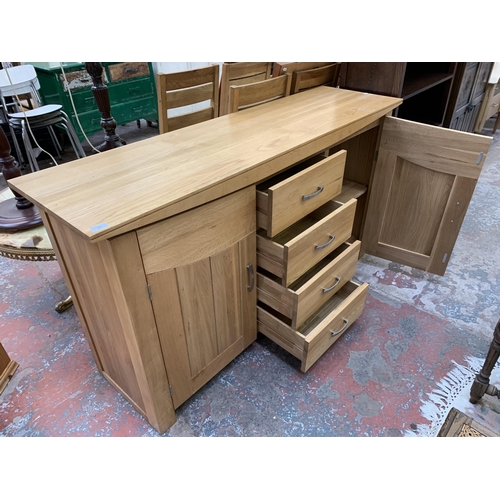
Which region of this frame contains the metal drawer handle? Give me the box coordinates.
[323,276,341,294]
[247,264,255,291]
[126,67,139,74]
[331,318,349,337]
[302,185,324,201]
[315,234,335,251]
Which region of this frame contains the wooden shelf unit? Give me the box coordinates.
[340,62,457,127]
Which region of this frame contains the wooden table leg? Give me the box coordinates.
[470,318,500,403]
[85,62,126,152]
[0,125,42,229]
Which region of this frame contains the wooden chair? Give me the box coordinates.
[228,74,292,114]
[219,62,272,116]
[272,62,341,78]
[290,63,341,95]
[157,64,219,134]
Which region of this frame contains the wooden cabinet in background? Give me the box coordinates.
[474,77,500,133]
[340,62,457,126]
[444,62,493,132]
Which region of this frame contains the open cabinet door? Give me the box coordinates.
[362,116,492,276]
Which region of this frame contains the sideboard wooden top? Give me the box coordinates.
[9,87,401,242]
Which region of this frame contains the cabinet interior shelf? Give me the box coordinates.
[333,180,367,204]
[402,73,454,100]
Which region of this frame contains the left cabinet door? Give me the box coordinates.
[137,187,256,408]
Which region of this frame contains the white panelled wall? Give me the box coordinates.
[153,62,222,117]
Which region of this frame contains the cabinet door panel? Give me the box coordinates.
[176,258,219,377]
[363,116,491,275]
[210,243,242,353]
[148,239,256,409]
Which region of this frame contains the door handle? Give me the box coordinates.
[246,264,255,291]
[315,234,336,251]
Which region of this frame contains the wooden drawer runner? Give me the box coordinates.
[257,150,346,237]
[258,240,361,330]
[258,280,369,372]
[257,198,357,287]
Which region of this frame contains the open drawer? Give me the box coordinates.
[257,240,361,330]
[256,150,346,237]
[257,198,357,287]
[258,280,369,372]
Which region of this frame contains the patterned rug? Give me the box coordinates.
[406,355,500,437]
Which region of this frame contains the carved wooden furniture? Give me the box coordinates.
[474,77,500,133]
[290,63,341,95]
[0,342,18,395]
[438,407,499,437]
[9,87,492,433]
[228,74,291,113]
[470,318,500,404]
[85,62,126,151]
[0,123,41,229]
[156,65,220,134]
[30,62,158,142]
[219,62,272,116]
[444,62,493,132]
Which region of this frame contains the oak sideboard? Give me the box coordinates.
[9,87,492,433]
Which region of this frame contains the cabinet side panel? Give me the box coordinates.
[45,215,145,412]
[108,233,175,433]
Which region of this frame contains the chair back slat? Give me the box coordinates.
[157,64,219,134]
[166,82,215,109]
[291,63,341,94]
[229,74,291,113]
[167,107,216,132]
[219,62,272,116]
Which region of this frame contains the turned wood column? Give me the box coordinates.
[0,125,42,229]
[85,62,126,152]
[470,318,500,403]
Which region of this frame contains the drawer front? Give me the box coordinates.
[257,240,361,329]
[284,198,356,286]
[262,150,346,237]
[108,78,155,104]
[293,240,361,328]
[302,281,368,372]
[257,280,369,372]
[137,187,256,274]
[108,62,150,82]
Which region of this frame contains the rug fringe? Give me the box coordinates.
[405,355,488,437]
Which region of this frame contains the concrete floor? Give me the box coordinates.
[1,116,500,438]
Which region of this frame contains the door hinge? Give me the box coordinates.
[147,283,153,301]
[169,385,174,397]
[374,150,379,162]
[442,253,448,264]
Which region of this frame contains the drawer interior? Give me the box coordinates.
[256,154,327,194]
[262,199,344,245]
[258,242,352,291]
[258,280,361,337]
